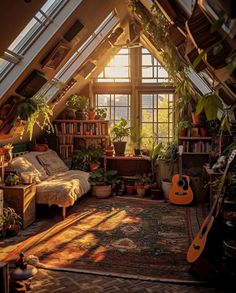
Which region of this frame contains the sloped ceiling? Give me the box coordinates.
[0,0,235,143]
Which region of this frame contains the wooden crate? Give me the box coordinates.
[1,184,36,229]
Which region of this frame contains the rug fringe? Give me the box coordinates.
[35,262,207,285]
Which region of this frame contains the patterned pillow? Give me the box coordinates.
[6,156,41,183]
[37,150,69,176]
[23,152,48,180]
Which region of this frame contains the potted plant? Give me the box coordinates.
[130,127,144,155]
[66,94,88,120]
[14,95,53,141]
[87,107,96,120]
[89,168,117,198]
[175,120,192,137]
[95,108,107,120]
[5,173,20,186]
[110,118,132,156]
[158,142,178,201]
[89,148,104,171]
[3,207,22,237]
[135,173,152,197]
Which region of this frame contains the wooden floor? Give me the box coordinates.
[28,269,234,293]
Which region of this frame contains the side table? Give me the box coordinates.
[0,184,36,229]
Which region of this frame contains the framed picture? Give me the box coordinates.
[15,70,47,98]
[42,42,70,70]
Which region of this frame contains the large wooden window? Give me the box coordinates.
[94,47,174,147]
[96,94,131,125]
[141,93,174,146]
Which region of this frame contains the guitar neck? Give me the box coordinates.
[178,154,183,181]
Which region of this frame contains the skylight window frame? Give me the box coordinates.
[55,10,119,84]
[0,0,69,81]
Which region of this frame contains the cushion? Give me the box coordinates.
[23,152,48,180]
[37,150,69,175]
[6,156,41,183]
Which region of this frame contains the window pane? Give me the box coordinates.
[142,55,152,66]
[115,107,128,120]
[115,95,128,106]
[142,109,153,122]
[142,67,152,78]
[8,18,40,53]
[96,48,130,82]
[97,95,110,106]
[158,109,169,122]
[142,95,153,108]
[158,123,169,137]
[158,94,169,108]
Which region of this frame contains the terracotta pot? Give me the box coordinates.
[179,128,187,137]
[89,162,100,171]
[87,111,95,120]
[191,112,201,125]
[105,150,113,156]
[136,185,146,197]
[126,185,136,195]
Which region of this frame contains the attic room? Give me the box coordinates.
[0,0,236,292]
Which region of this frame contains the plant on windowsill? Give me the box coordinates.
[110,118,132,156]
[95,108,107,120]
[89,168,117,198]
[66,94,88,120]
[130,127,144,156]
[14,95,53,141]
[87,107,95,120]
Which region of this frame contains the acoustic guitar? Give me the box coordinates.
[187,149,236,264]
[169,145,193,205]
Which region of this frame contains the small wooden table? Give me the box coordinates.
[104,155,151,176]
[0,184,36,229]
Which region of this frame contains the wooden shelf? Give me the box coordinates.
[54,119,109,123]
[179,136,212,140]
[183,152,209,154]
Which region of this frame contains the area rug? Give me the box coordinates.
[3,197,206,282]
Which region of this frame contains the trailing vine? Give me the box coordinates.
[129,0,199,119]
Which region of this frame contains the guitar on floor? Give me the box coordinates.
[169,145,193,205]
[187,149,236,264]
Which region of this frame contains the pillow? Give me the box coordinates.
[23,152,48,180]
[6,156,41,183]
[37,150,69,175]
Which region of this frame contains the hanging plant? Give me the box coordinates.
[129,0,198,121]
[15,95,54,140]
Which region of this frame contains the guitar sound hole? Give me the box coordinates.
[178,177,188,190]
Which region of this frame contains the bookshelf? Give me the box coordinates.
[54,120,109,160]
[178,136,212,154]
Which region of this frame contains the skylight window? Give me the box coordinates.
[0,0,69,82]
[55,10,119,84]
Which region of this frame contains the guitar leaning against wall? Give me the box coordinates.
[187,149,236,264]
[169,145,194,205]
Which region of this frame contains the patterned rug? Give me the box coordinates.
[3,197,206,281]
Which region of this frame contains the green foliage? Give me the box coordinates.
[89,168,117,185]
[110,118,132,142]
[5,173,20,186]
[15,95,54,141]
[66,94,88,111]
[130,127,144,148]
[135,173,152,186]
[158,141,178,163]
[71,148,104,171]
[95,108,107,120]
[3,207,22,228]
[196,93,223,121]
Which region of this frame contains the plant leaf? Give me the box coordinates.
[213,43,223,56]
[193,48,211,69]
[196,95,205,115]
[204,94,223,120]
